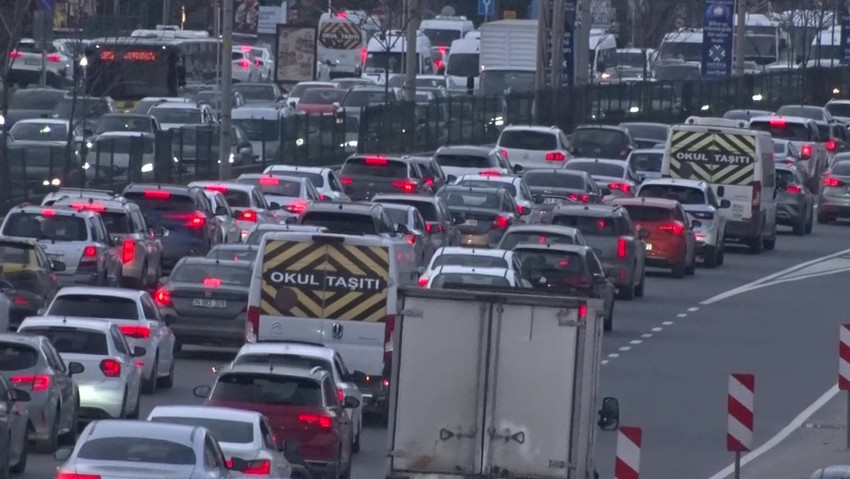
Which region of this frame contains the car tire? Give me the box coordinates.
[817,213,832,224]
[618,274,636,300]
[142,353,158,395]
[685,258,696,276]
[127,386,141,419]
[763,236,776,251]
[603,308,613,332]
[35,410,59,454]
[671,262,686,278]
[352,428,361,454]
[158,353,175,389]
[58,400,78,446]
[10,430,27,474]
[704,247,718,269]
[339,455,352,479]
[634,270,645,298]
[792,216,806,235]
[805,211,814,234]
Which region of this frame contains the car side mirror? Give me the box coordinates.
[54,447,73,462]
[37,308,47,315]
[332,101,341,109]
[446,175,457,183]
[639,229,650,240]
[269,202,281,210]
[68,361,84,376]
[598,396,620,431]
[154,227,168,238]
[51,260,66,272]
[0,280,13,293]
[720,199,731,209]
[512,164,523,173]
[349,370,368,383]
[133,346,147,357]
[215,206,228,216]
[519,207,531,216]
[10,388,30,402]
[691,219,703,228]
[593,273,607,283]
[193,385,211,398]
[228,457,249,470]
[343,396,360,409]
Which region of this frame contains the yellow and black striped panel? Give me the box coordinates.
[115,100,139,113]
[260,240,389,322]
[669,131,757,185]
[318,22,361,50]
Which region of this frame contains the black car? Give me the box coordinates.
[618,122,670,149]
[570,125,636,160]
[299,202,402,237]
[437,185,520,248]
[338,155,431,201]
[523,170,603,213]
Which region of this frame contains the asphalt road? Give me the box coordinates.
[21,221,850,479]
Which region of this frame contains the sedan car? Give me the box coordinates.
[369,194,460,250]
[236,174,321,215]
[0,333,81,452]
[496,224,587,250]
[263,165,351,202]
[433,145,516,179]
[775,164,815,235]
[147,406,295,478]
[156,258,252,349]
[512,243,616,330]
[18,317,144,420]
[563,158,641,201]
[523,169,604,205]
[627,148,664,181]
[818,161,850,224]
[189,181,285,241]
[0,237,61,329]
[420,247,521,286]
[0,374,30,474]
[198,189,241,244]
[569,125,635,160]
[437,186,520,248]
[380,203,434,266]
[636,179,730,267]
[454,173,536,216]
[54,419,239,478]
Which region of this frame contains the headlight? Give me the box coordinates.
[629,106,640,113]
[141,163,154,173]
[700,104,710,111]
[82,162,90,170]
[43,178,61,186]
[173,156,179,163]
[85,141,93,149]
[601,72,611,79]
[752,94,763,102]
[295,138,305,147]
[493,116,504,127]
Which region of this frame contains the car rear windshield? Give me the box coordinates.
[100,212,132,234]
[457,180,517,196]
[0,343,38,370]
[571,129,629,158]
[638,185,705,205]
[431,254,508,269]
[2,213,87,241]
[270,171,325,188]
[237,177,301,197]
[565,162,626,178]
[212,373,322,406]
[377,200,437,221]
[10,122,68,142]
[0,242,35,265]
[621,124,667,141]
[77,437,196,465]
[208,246,258,263]
[171,262,252,286]
[514,250,587,285]
[499,131,557,150]
[749,121,810,141]
[552,215,619,236]
[499,232,574,249]
[776,169,796,184]
[48,295,139,320]
[439,190,501,209]
[773,142,788,153]
[123,192,196,229]
[523,172,585,189]
[8,90,64,110]
[619,205,674,222]
[826,103,850,117]
[776,105,823,120]
[235,354,332,375]
[831,163,850,176]
[300,212,376,235]
[220,189,250,208]
[434,153,495,169]
[629,152,663,172]
[430,273,511,289]
[149,417,254,444]
[341,158,409,178]
[20,327,108,355]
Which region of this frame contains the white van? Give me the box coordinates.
[362,30,433,85]
[317,10,381,78]
[662,116,777,252]
[231,106,290,163]
[246,231,418,414]
[589,30,618,82]
[420,15,475,48]
[446,36,480,90]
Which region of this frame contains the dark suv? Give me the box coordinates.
[338,155,431,201]
[122,184,218,272]
[570,125,636,160]
[299,202,402,237]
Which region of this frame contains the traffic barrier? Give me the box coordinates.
[615,426,641,479]
[727,373,754,452]
[839,324,850,448]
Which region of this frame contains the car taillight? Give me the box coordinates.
[246,305,260,342]
[79,245,98,268]
[337,388,345,403]
[70,202,106,211]
[254,59,262,66]
[144,190,171,199]
[41,208,56,217]
[11,375,50,391]
[609,182,632,193]
[8,51,23,59]
[298,413,333,431]
[658,221,685,236]
[479,169,501,176]
[205,185,228,192]
[492,215,510,229]
[122,239,135,264]
[187,214,206,228]
[56,472,101,479]
[567,193,590,203]
[406,235,416,245]
[825,174,845,187]
[239,59,250,68]
[424,177,434,187]
[801,144,813,159]
[545,151,566,162]
[578,303,588,321]
[242,459,272,475]
[100,359,121,377]
[786,184,803,194]
[237,209,258,222]
[617,237,627,259]
[340,177,353,185]
[203,277,222,287]
[517,205,526,215]
[752,181,761,206]
[46,54,61,62]
[287,200,308,214]
[119,325,150,339]
[13,297,27,305]
[691,211,715,220]
[827,139,838,151]
[258,176,279,186]
[83,245,97,257]
[360,48,367,64]
[392,180,417,193]
[365,156,388,166]
[154,288,172,307]
[425,223,443,233]
[418,277,428,287]
[499,149,509,159]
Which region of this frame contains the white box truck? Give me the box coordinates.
[386,288,619,479]
[478,19,537,95]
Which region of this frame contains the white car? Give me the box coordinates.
[232,49,261,83]
[230,342,364,453]
[18,316,144,419]
[495,124,571,169]
[43,287,177,395]
[189,181,285,241]
[248,46,275,82]
[9,38,72,83]
[420,247,522,286]
[424,265,529,289]
[148,102,215,130]
[147,406,294,478]
[263,165,351,201]
[287,81,339,109]
[453,173,536,216]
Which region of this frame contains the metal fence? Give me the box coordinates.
[3,65,850,211]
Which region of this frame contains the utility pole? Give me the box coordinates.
[403,0,420,102]
[163,0,171,24]
[218,0,233,179]
[574,0,591,85]
[734,0,746,76]
[535,0,552,93]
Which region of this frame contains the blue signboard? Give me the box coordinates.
[562,0,577,85]
[701,0,734,78]
[842,2,850,64]
[478,0,494,17]
[36,0,55,11]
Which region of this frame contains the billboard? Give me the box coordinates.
[701,0,734,78]
[275,25,316,83]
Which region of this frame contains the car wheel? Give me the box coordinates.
[685,258,696,276]
[748,233,764,254]
[10,429,27,474]
[634,269,645,297]
[805,210,814,234]
[158,353,175,389]
[603,305,613,332]
[704,247,718,269]
[617,270,636,300]
[142,353,158,395]
[35,409,59,453]
[792,215,806,235]
[58,400,79,445]
[671,262,686,278]
[352,428,361,454]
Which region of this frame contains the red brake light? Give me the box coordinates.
[609,182,632,194]
[827,139,838,151]
[205,185,228,192]
[298,413,333,431]
[360,48,367,64]
[287,200,308,214]
[517,205,526,215]
[658,222,685,236]
[121,239,135,264]
[144,190,171,199]
[425,223,442,233]
[769,118,787,127]
[46,54,61,62]
[340,177,353,185]
[11,375,50,391]
[365,156,388,166]
[242,459,272,475]
[119,325,150,339]
[100,359,121,377]
[617,237,627,259]
[83,245,97,257]
[499,149,509,159]
[255,59,262,66]
[240,45,252,52]
[785,184,803,194]
[154,288,172,306]
[479,170,501,176]
[801,144,813,159]
[392,180,417,193]
[578,303,588,320]
[41,208,56,217]
[338,11,348,18]
[418,277,428,287]
[539,235,548,244]
[567,193,590,203]
[406,235,416,245]
[493,215,510,229]
[9,51,23,59]
[424,177,434,187]
[825,174,845,187]
[258,176,279,186]
[246,305,260,342]
[56,472,101,479]
[187,214,206,227]
[239,59,250,68]
[337,388,345,404]
[71,202,106,211]
[545,151,566,162]
[237,209,258,222]
[13,297,27,305]
[203,277,222,288]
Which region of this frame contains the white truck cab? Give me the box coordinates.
[362,31,433,85]
[317,10,381,79]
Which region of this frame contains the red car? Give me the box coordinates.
[195,363,357,478]
[612,197,697,278]
[295,88,349,115]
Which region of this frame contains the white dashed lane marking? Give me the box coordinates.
[688,307,700,312]
[677,313,688,318]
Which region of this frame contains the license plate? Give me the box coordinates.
[192,298,226,308]
[544,198,560,204]
[464,219,478,226]
[48,254,64,262]
[645,243,653,251]
[24,59,39,66]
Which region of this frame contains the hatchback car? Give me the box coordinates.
[454,173,536,216]
[263,165,351,202]
[0,332,81,452]
[18,317,144,420]
[612,197,697,278]
[433,145,516,180]
[775,164,815,234]
[437,186,520,247]
[0,237,61,329]
[425,266,530,289]
[523,169,604,207]
[156,258,252,349]
[420,247,521,287]
[198,189,241,244]
[496,224,587,250]
[570,125,636,160]
[817,161,850,223]
[207,243,260,263]
[369,194,460,250]
[563,158,641,201]
[189,181,284,241]
[236,173,321,215]
[407,155,450,192]
[380,203,434,266]
[338,155,431,201]
[496,125,571,169]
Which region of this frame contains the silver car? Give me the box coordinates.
[636,179,730,268]
[207,243,260,263]
[54,419,241,478]
[0,374,30,475]
[147,406,294,478]
[380,203,434,266]
[245,224,327,245]
[18,316,144,420]
[0,333,81,453]
[201,189,242,244]
[263,165,352,202]
[189,181,286,241]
